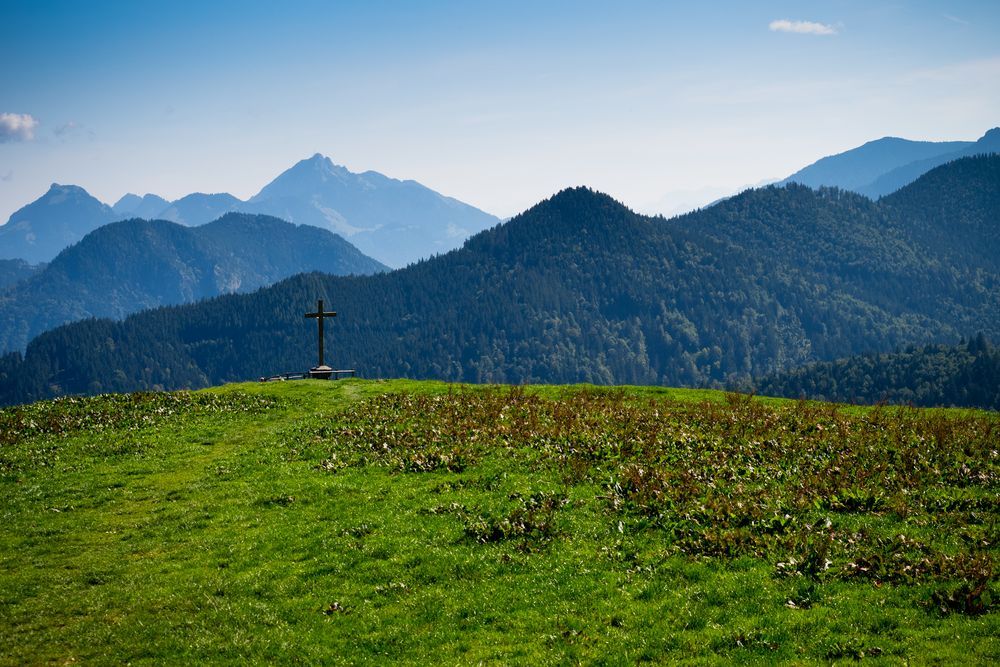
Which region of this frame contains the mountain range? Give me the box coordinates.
[0,155,499,268]
[3,128,996,269]
[0,214,386,354]
[781,127,1000,198]
[2,154,997,406]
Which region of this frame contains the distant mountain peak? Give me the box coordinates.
[302,152,338,168]
[975,127,1000,150]
[111,192,172,219]
[302,153,339,173]
[47,183,88,195]
[499,187,635,235]
[0,183,115,263]
[114,193,141,208]
[545,186,627,209]
[257,153,353,193]
[245,154,499,267]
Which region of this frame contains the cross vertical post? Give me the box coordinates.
[304,299,337,373]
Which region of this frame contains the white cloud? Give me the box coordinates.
[0,113,39,142]
[769,19,838,36]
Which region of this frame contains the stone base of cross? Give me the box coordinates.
[309,365,334,379]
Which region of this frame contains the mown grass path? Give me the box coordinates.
[1,379,998,664]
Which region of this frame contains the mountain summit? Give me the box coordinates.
[252,154,354,197]
[0,184,114,263]
[246,154,499,268]
[112,193,171,219]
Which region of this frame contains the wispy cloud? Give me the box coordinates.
[943,13,970,26]
[0,113,39,142]
[769,19,838,36]
[53,121,79,137]
[1,170,12,182]
[52,120,96,142]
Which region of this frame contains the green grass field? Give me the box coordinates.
[1,379,998,664]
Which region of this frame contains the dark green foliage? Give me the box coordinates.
[881,151,1000,272]
[756,335,1000,409]
[2,156,999,406]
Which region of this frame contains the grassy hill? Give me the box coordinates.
[2,379,998,663]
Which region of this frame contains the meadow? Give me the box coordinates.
[1,379,998,664]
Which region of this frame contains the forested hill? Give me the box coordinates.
[0,214,387,354]
[755,335,1000,410]
[880,152,1000,272]
[1,155,999,405]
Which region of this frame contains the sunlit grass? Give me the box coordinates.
[1,379,997,664]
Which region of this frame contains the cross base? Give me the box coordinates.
[309,365,334,379]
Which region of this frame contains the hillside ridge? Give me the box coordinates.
[0,213,386,354]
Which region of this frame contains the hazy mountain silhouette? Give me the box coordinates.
[781,138,970,192]
[246,154,499,268]
[1,155,498,268]
[112,193,172,219]
[157,192,245,225]
[857,127,1000,198]
[782,127,999,199]
[0,184,115,263]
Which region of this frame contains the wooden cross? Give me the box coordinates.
[304,299,337,368]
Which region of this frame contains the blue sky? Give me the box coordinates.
[1,1,998,222]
